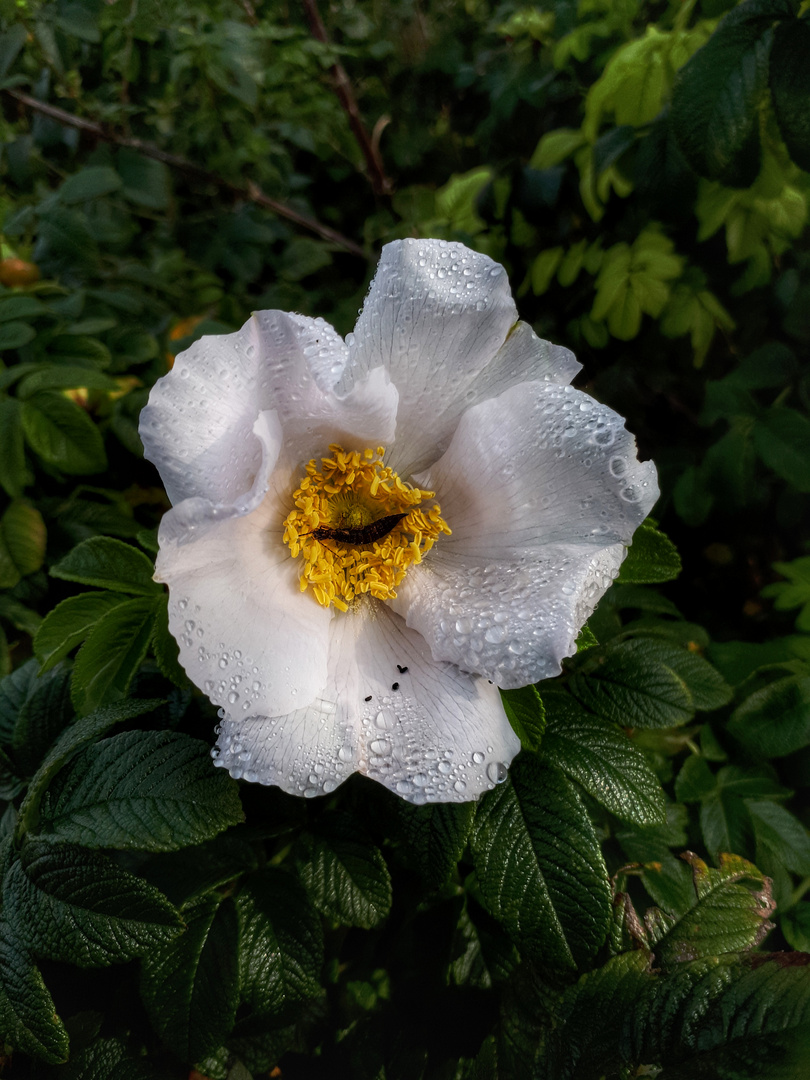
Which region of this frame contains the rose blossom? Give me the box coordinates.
[140,239,658,804]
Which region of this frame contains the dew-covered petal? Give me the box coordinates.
[155,475,331,718]
[393,380,658,686]
[212,602,520,804]
[343,239,522,474]
[140,311,397,507]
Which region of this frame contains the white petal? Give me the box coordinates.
[140,311,397,507]
[155,476,331,718]
[393,381,659,686]
[344,239,522,473]
[212,602,520,804]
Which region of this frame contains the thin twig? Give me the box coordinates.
[2,87,368,260]
[301,0,394,197]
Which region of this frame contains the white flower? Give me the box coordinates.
[139,239,658,804]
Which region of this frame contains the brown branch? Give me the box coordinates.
[2,87,368,260]
[301,0,394,197]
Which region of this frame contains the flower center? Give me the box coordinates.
[283,445,451,611]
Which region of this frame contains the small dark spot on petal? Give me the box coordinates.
[364,695,372,702]
[397,664,408,673]
[391,682,399,691]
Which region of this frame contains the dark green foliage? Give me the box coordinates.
[0,0,809,1075]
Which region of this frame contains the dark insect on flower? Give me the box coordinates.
[310,513,409,546]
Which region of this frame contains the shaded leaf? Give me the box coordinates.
[0,915,69,1063]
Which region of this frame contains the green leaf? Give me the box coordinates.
[17,366,120,397]
[392,800,476,890]
[116,149,172,209]
[770,18,810,171]
[51,536,160,595]
[71,596,160,713]
[747,799,810,875]
[3,840,182,967]
[700,790,752,859]
[140,895,239,1063]
[570,638,694,728]
[617,519,681,584]
[628,952,810,1078]
[59,166,122,204]
[150,592,188,687]
[470,754,612,971]
[539,691,666,825]
[675,754,717,802]
[0,398,29,498]
[0,658,41,742]
[0,915,69,1063]
[0,320,37,350]
[236,868,323,1015]
[670,0,791,183]
[0,500,46,589]
[0,24,28,79]
[752,407,810,491]
[501,684,546,749]
[727,672,810,757]
[782,903,810,952]
[20,392,107,475]
[39,730,243,851]
[616,805,696,916]
[34,591,130,673]
[12,663,73,776]
[140,832,259,909]
[654,853,775,968]
[17,696,165,837]
[295,811,392,929]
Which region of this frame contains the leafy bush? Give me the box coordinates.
[1,0,809,1076]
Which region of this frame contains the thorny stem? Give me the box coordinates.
[301,0,394,197]
[1,87,369,260]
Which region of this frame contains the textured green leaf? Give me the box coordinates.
[753,407,810,491]
[0,397,29,498]
[770,18,810,171]
[236,868,323,1015]
[539,691,666,825]
[670,0,790,183]
[501,684,546,749]
[295,811,392,929]
[59,165,122,204]
[470,754,612,971]
[570,638,694,728]
[700,790,752,859]
[0,915,69,1063]
[150,592,188,687]
[675,754,717,802]
[39,730,243,851]
[618,519,682,585]
[747,799,810,875]
[12,663,73,776]
[51,536,160,595]
[392,800,476,890]
[0,658,40,743]
[17,696,165,835]
[3,840,182,966]
[34,591,130,673]
[71,596,161,713]
[628,952,810,1078]
[140,895,239,1063]
[20,391,107,475]
[727,673,810,757]
[653,853,775,968]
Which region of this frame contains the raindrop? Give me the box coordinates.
[487,761,508,784]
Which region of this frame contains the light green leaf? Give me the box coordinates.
[140,895,239,1063]
[34,591,130,673]
[295,811,391,929]
[470,754,612,971]
[3,840,182,966]
[618,519,681,584]
[51,536,160,595]
[71,596,161,713]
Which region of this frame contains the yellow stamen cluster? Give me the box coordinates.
[283,445,451,611]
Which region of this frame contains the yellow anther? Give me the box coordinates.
[282,444,450,610]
